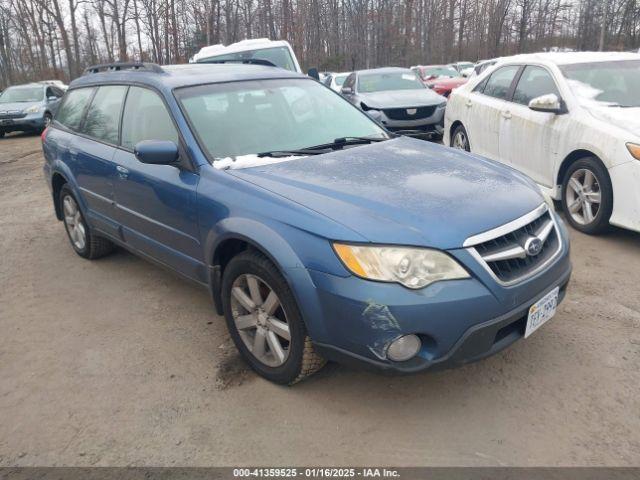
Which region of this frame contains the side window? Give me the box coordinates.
[473,76,489,93]
[482,65,521,100]
[82,85,128,144]
[121,87,179,150]
[343,73,356,91]
[512,66,561,106]
[55,88,94,131]
[46,87,54,99]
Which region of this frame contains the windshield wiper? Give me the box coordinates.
[257,148,332,158]
[257,136,387,158]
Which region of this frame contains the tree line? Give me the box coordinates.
[1,0,639,88]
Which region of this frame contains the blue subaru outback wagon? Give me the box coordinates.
[42,62,571,384]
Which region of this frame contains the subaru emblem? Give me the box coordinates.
[524,237,544,256]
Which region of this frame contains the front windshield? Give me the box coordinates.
[0,86,43,103]
[176,79,387,160]
[198,46,297,72]
[561,60,640,108]
[422,67,460,78]
[358,71,425,93]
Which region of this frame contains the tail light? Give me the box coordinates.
[41,127,49,142]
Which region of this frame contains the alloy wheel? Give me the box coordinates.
[62,195,86,250]
[44,114,52,127]
[230,273,291,367]
[565,168,601,226]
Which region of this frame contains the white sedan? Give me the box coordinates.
[444,52,640,234]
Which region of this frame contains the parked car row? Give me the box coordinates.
[41,60,572,385]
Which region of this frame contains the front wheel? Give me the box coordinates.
[221,250,326,385]
[450,124,470,152]
[561,157,613,234]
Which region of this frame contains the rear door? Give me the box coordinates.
[112,86,202,281]
[465,65,521,160]
[498,65,566,187]
[71,85,128,238]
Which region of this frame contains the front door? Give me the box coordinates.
[499,65,565,187]
[112,86,203,281]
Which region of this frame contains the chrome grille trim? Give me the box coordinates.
[464,203,563,286]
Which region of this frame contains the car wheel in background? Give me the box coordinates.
[451,124,470,152]
[60,185,115,259]
[0,130,5,138]
[221,250,326,385]
[43,113,52,130]
[561,157,613,234]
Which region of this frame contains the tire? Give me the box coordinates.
[0,130,5,138]
[43,113,53,130]
[221,250,326,385]
[561,157,613,235]
[450,124,470,152]
[60,185,115,259]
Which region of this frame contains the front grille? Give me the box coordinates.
[0,110,26,119]
[383,105,436,120]
[469,209,560,284]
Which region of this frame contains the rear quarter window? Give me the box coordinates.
[55,88,94,131]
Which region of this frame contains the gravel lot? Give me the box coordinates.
[1,132,639,467]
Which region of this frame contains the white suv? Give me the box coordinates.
[444,52,640,234]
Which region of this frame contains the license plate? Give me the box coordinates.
[525,287,559,338]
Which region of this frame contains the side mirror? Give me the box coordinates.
[307,67,320,80]
[341,86,353,95]
[47,96,57,102]
[528,94,566,114]
[134,140,179,165]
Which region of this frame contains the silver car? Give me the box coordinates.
[340,67,447,138]
[0,83,64,138]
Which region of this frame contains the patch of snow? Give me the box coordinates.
[213,153,307,170]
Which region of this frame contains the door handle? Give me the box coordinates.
[116,165,129,178]
[465,99,472,108]
[502,111,512,119]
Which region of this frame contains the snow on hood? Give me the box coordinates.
[586,105,640,138]
[214,154,307,170]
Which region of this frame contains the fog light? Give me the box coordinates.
[386,334,421,362]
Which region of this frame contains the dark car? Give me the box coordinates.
[0,83,63,137]
[42,62,571,384]
[340,67,447,137]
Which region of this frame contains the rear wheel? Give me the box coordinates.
[0,130,5,138]
[451,124,470,152]
[60,185,115,259]
[221,250,326,385]
[561,157,613,234]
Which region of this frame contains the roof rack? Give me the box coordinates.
[199,58,277,68]
[83,62,165,75]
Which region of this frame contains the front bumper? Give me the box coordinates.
[298,214,572,374]
[313,265,571,373]
[608,160,640,233]
[0,113,46,132]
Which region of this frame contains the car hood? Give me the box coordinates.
[0,101,39,112]
[586,105,640,139]
[227,137,544,249]
[358,89,444,109]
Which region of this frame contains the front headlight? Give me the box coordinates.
[333,243,469,289]
[626,142,640,160]
[23,105,41,114]
[437,101,447,109]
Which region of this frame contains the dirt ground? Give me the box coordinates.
[1,132,639,467]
